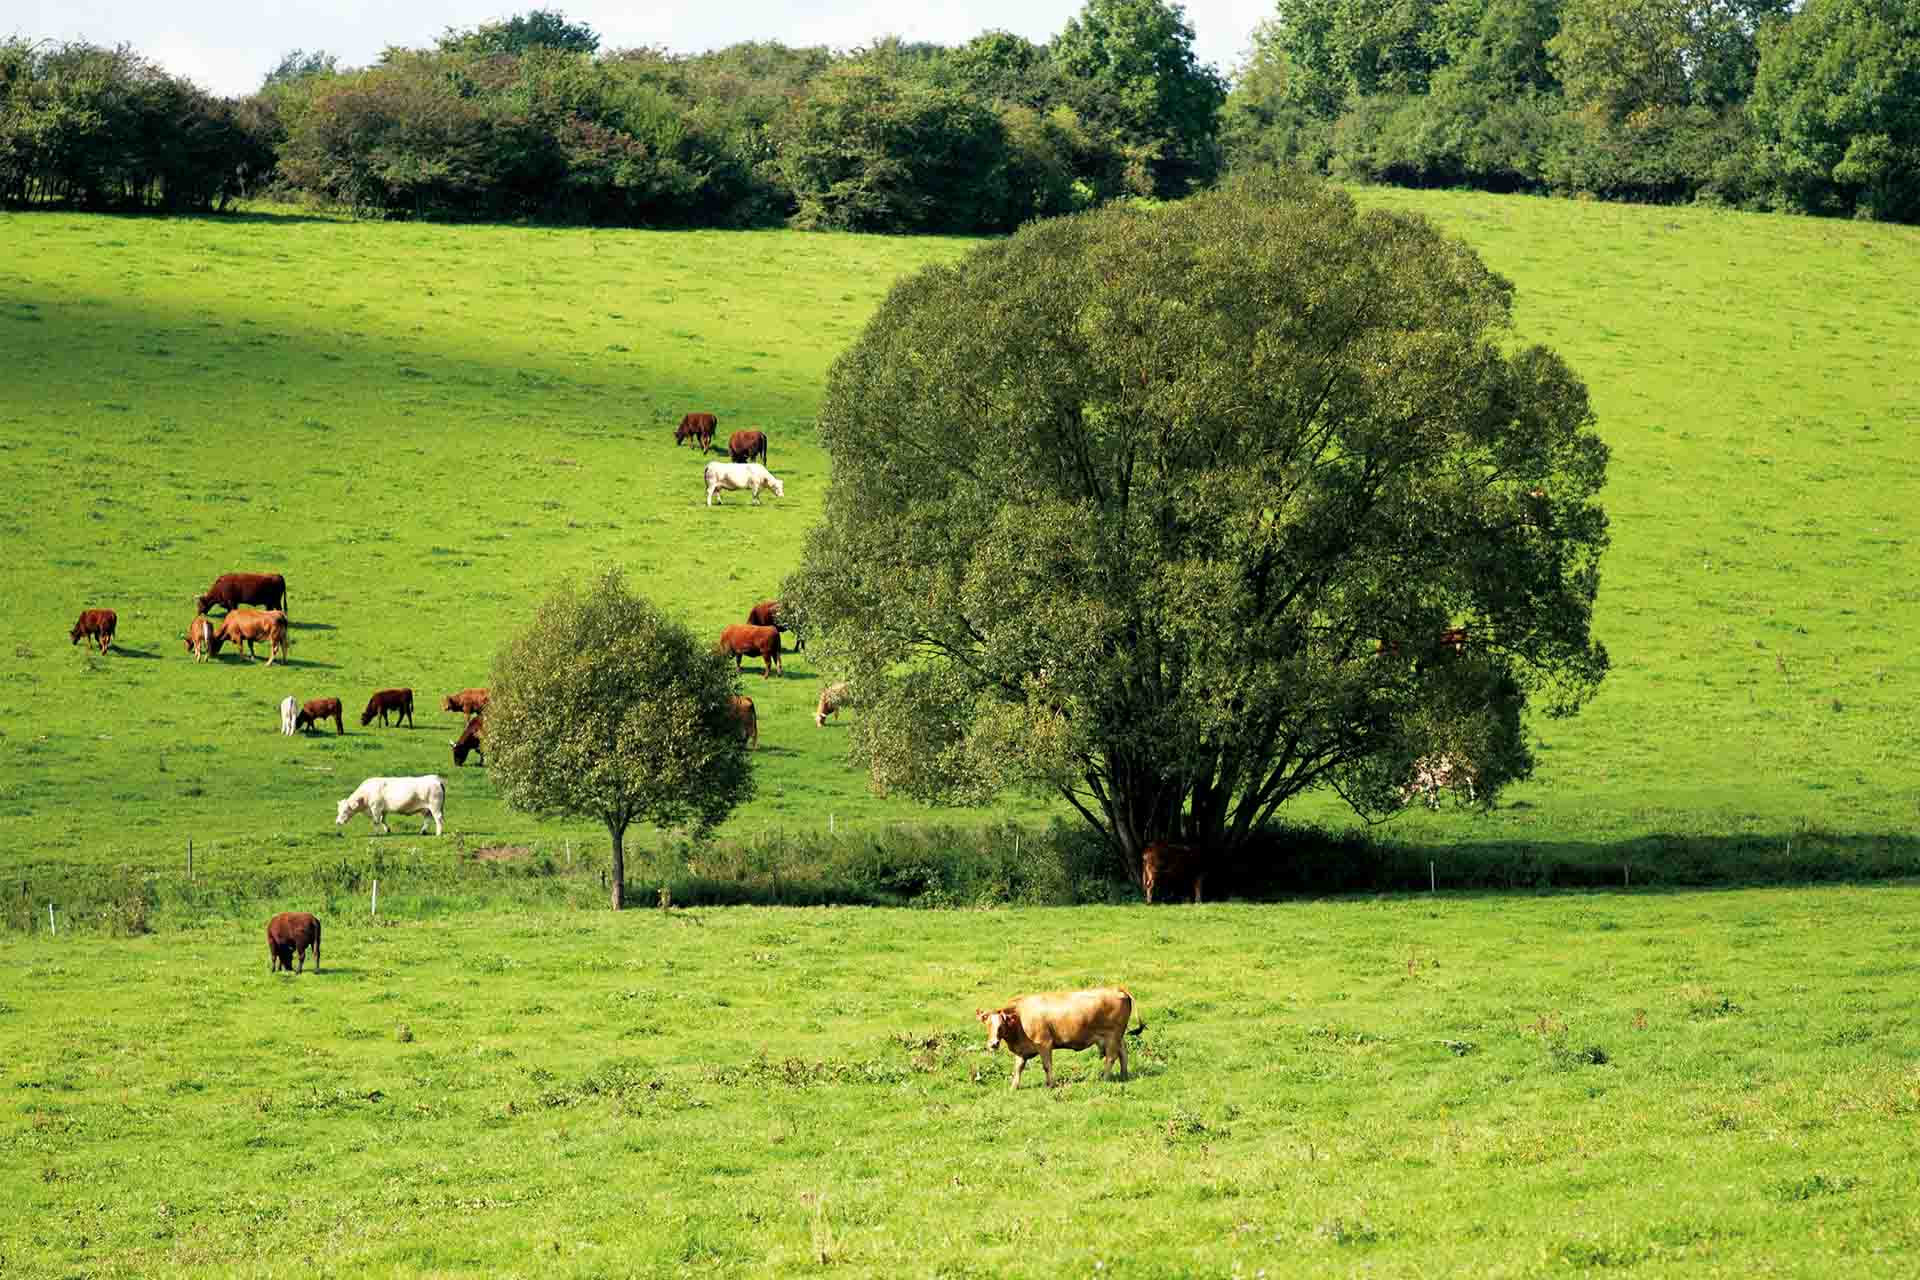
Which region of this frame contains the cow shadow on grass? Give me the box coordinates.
[277,657,340,670]
[288,620,336,632]
[107,647,164,660]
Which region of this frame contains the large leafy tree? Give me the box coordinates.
[487,569,754,909]
[1548,0,1790,120]
[1749,0,1920,222]
[1050,0,1227,193]
[789,171,1609,882]
[438,9,601,57]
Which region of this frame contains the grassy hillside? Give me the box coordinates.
[5,887,1919,1275]
[2,192,1918,892]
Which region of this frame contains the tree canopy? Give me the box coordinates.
[486,569,754,909]
[790,171,1609,879]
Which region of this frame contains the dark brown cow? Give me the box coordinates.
[267,911,321,973]
[727,429,768,465]
[361,688,414,728]
[442,688,489,716]
[211,609,289,664]
[718,624,783,678]
[728,695,758,750]
[197,572,288,616]
[450,714,484,767]
[676,412,717,452]
[1141,841,1207,904]
[295,697,345,734]
[746,599,803,653]
[70,608,116,653]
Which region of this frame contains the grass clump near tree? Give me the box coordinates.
[792,168,1610,882]
[489,568,754,909]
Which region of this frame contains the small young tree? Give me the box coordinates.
[487,568,754,909]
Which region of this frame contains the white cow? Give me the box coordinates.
[337,775,446,836]
[705,461,785,507]
[1399,753,1477,810]
[278,695,298,736]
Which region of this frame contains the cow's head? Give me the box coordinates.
[70,624,82,645]
[765,475,785,499]
[335,797,355,825]
[194,592,214,613]
[976,1007,1022,1052]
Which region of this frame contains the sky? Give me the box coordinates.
[9,1,1276,99]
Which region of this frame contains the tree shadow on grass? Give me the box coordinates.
[1230,826,1920,899]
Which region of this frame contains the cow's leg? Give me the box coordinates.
[1117,1033,1129,1081]
[1040,1046,1056,1087]
[1192,874,1205,905]
[371,804,387,834]
[295,944,305,973]
[1009,1055,1026,1091]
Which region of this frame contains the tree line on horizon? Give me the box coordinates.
[0,0,1913,227]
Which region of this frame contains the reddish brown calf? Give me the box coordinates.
[718,624,783,678]
[295,697,345,734]
[361,688,414,728]
[70,608,116,653]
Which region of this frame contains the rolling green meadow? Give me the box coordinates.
[4,189,1920,1275]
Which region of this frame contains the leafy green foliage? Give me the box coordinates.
[792,171,1609,874]
[1050,0,1228,193]
[0,39,275,210]
[437,8,602,57]
[1750,0,1920,222]
[488,569,754,909]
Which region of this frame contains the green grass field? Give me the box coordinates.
[5,190,1920,1276]
[5,191,1919,899]
[6,888,1920,1276]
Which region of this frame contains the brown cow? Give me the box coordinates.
[361,688,414,728]
[294,697,345,735]
[267,911,321,973]
[449,714,484,767]
[1141,841,1207,904]
[976,988,1143,1090]
[727,429,768,465]
[747,599,803,653]
[211,609,289,665]
[197,572,288,616]
[70,608,116,653]
[728,695,758,750]
[718,624,783,678]
[676,412,717,452]
[442,688,490,716]
[184,614,216,661]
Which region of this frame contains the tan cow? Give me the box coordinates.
[211,609,288,664]
[184,614,216,661]
[814,681,850,728]
[976,987,1143,1090]
[442,688,489,716]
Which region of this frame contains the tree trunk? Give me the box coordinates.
[608,820,627,911]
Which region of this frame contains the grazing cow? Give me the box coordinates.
[184,614,216,661]
[196,572,287,616]
[718,623,783,678]
[728,695,758,750]
[337,775,445,836]
[976,988,1143,1090]
[727,429,768,465]
[450,715,484,767]
[676,412,717,452]
[266,911,322,973]
[295,697,345,735]
[279,695,299,736]
[815,681,850,728]
[69,609,117,654]
[1141,841,1208,904]
[1400,753,1478,810]
[704,461,784,507]
[442,687,489,717]
[748,599,803,653]
[212,609,289,664]
[361,688,414,728]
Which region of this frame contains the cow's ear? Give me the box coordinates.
[975,1008,989,1023]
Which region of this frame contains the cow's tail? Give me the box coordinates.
[1127,1020,1146,1038]
[313,917,321,973]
